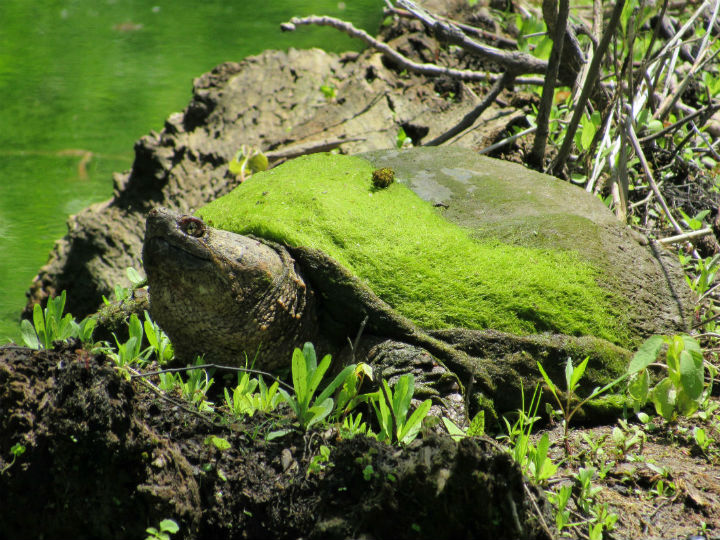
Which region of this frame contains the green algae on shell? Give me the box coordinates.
[197,152,628,346]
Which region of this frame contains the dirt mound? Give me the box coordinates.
[0,343,553,539]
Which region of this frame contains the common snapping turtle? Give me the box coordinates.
[143,147,693,416]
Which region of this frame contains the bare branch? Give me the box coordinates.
[627,117,687,241]
[282,12,548,80]
[657,227,714,245]
[397,0,547,75]
[528,0,569,170]
[550,0,627,176]
[424,72,515,146]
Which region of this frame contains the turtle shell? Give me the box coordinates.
[197,146,692,350]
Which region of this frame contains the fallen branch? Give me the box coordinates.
[424,72,515,146]
[281,13,547,80]
[656,227,714,245]
[397,0,547,75]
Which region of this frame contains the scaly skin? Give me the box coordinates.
[143,208,318,368]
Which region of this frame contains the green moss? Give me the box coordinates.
[198,153,627,344]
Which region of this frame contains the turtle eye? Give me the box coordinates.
[179,216,206,238]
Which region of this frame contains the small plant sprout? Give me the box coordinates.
[107,313,153,368]
[224,370,282,418]
[371,373,432,445]
[499,385,556,484]
[319,82,337,100]
[339,413,369,439]
[20,290,96,349]
[145,518,179,540]
[228,145,268,182]
[1,443,27,475]
[278,343,356,431]
[307,445,332,477]
[143,311,174,364]
[204,435,231,452]
[103,267,146,305]
[627,334,708,422]
[395,126,412,148]
[538,356,625,454]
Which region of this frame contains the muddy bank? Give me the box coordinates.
[0,343,552,540]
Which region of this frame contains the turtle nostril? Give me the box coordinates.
[178,216,206,238]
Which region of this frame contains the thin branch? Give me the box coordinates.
[656,227,714,245]
[397,0,547,75]
[528,0,569,169]
[550,0,627,176]
[282,13,547,80]
[424,72,515,146]
[386,4,518,49]
[626,117,687,239]
[479,126,537,155]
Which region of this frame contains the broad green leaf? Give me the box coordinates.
[628,335,664,374]
[247,152,268,174]
[467,410,485,437]
[32,303,45,345]
[128,313,143,342]
[581,119,596,151]
[393,374,414,420]
[651,378,677,421]
[302,342,317,372]
[126,266,143,285]
[676,389,700,417]
[442,417,465,441]
[679,349,704,400]
[159,519,179,534]
[627,369,650,406]
[306,354,332,404]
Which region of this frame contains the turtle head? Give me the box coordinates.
[142,207,317,368]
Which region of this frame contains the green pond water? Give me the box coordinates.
[0,0,383,341]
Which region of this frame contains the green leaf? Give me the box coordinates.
[679,349,704,400]
[20,319,39,349]
[651,378,677,421]
[398,399,431,444]
[32,303,46,348]
[580,118,596,151]
[306,397,334,429]
[442,417,465,441]
[627,369,650,407]
[315,363,356,405]
[676,389,700,417]
[204,435,231,451]
[392,374,414,421]
[568,356,589,392]
[467,410,485,437]
[291,348,309,406]
[306,354,331,404]
[302,342,318,372]
[628,335,664,374]
[228,158,244,176]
